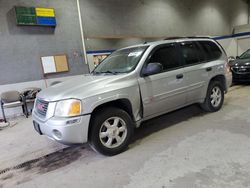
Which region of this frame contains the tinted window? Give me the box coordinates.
[180,42,205,65]
[198,41,222,61]
[149,43,180,71]
[239,49,250,59]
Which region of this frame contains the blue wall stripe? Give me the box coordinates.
[86,50,115,54]
[232,31,250,38]
[213,31,250,40]
[213,35,232,40]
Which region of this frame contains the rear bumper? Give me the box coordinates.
[32,113,91,144]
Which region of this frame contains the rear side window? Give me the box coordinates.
[198,41,222,61]
[179,42,206,65]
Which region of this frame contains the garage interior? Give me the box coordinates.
[1,0,250,187]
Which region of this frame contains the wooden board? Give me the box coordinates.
[54,55,69,73]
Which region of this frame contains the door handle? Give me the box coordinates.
[176,74,184,79]
[206,67,212,72]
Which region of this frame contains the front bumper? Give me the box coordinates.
[232,72,250,82]
[32,113,91,144]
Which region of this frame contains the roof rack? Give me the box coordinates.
[164,37,186,40]
[164,36,211,40]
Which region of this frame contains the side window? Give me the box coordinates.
[198,41,222,61]
[149,43,180,72]
[179,41,205,66]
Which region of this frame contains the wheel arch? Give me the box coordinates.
[88,98,135,141]
[200,75,225,112]
[209,74,226,91]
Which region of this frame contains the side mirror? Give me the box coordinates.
[228,56,235,62]
[236,56,240,59]
[142,63,163,76]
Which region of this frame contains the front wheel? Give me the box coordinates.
[200,81,224,112]
[89,107,134,156]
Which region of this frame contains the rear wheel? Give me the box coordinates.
[89,107,134,156]
[200,81,224,112]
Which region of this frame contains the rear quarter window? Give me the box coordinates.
[198,41,222,61]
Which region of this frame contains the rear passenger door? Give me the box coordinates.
[179,40,222,104]
[138,43,187,118]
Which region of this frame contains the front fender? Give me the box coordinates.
[83,86,142,122]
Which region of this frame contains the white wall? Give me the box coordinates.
[217,38,238,57]
[233,24,250,55]
[218,36,250,58]
[216,23,250,57]
[237,37,250,55]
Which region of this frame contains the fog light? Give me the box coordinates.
[52,129,62,139]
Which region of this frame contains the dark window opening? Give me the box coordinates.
[180,42,205,65]
[198,41,222,61]
[149,43,181,72]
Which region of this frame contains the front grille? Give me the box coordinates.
[233,72,250,80]
[232,66,250,73]
[35,99,49,117]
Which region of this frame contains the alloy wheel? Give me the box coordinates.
[99,117,128,149]
[210,86,222,108]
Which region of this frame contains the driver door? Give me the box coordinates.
[138,43,187,118]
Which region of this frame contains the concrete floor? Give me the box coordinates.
[0,85,250,188]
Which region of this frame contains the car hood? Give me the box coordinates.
[37,74,134,101]
[230,59,250,67]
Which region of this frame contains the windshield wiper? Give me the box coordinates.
[93,71,123,75]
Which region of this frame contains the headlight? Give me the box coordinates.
[54,99,82,117]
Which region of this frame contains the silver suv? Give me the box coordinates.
[33,37,232,156]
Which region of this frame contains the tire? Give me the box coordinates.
[89,107,134,156]
[200,81,224,112]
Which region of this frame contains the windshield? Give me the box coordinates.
[93,46,148,74]
[239,49,250,59]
